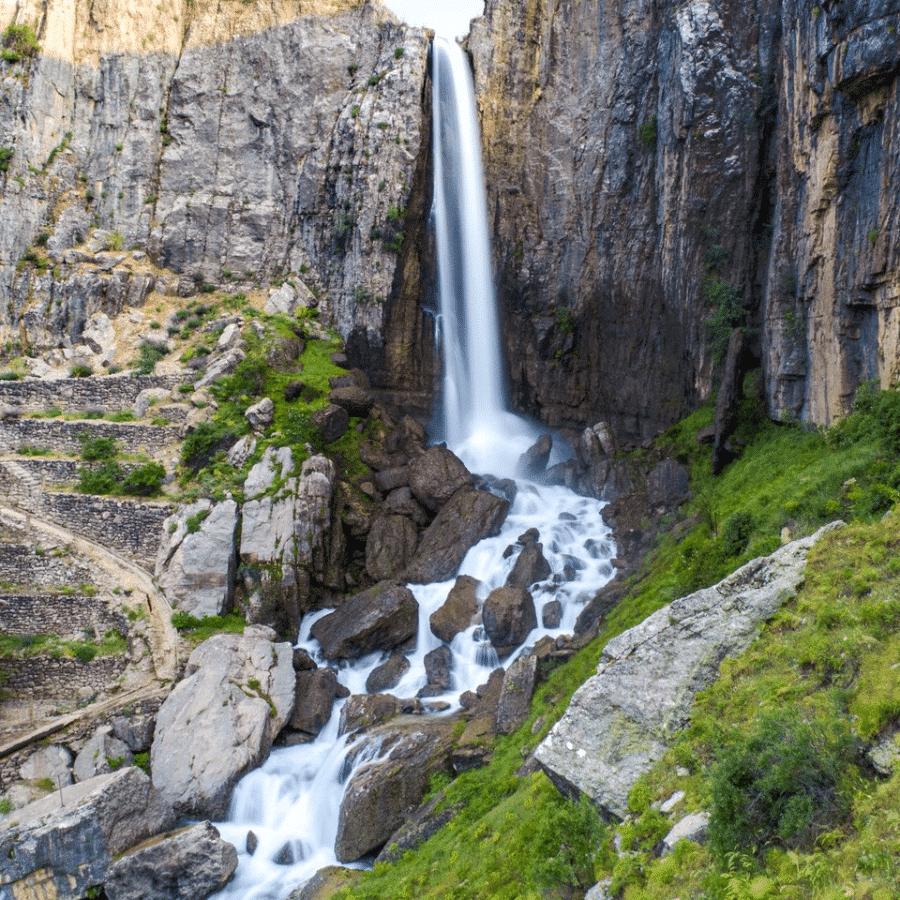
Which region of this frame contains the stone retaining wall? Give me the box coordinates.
[4,458,151,488]
[0,594,125,637]
[0,544,95,587]
[39,494,172,568]
[0,374,189,414]
[0,419,182,456]
[0,655,129,700]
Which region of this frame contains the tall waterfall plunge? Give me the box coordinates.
[432,37,540,476]
[209,39,616,900]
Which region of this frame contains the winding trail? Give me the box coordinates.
[0,502,180,759]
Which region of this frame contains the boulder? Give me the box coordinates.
[482,586,537,657]
[288,668,341,740]
[151,626,296,818]
[245,397,275,429]
[430,574,480,643]
[382,486,429,526]
[19,745,73,787]
[374,465,410,493]
[0,768,175,900]
[541,599,563,628]
[243,445,295,499]
[329,385,374,418]
[82,312,117,365]
[365,514,419,580]
[408,446,472,512]
[135,387,172,419]
[226,434,257,467]
[311,582,418,661]
[535,524,841,818]
[73,726,134,782]
[517,433,552,479]
[418,645,453,697]
[452,669,505,772]
[156,499,239,618]
[311,404,349,444]
[338,693,423,736]
[495,653,538,734]
[335,720,455,861]
[404,487,509,584]
[112,714,156,752]
[662,812,710,854]
[217,322,243,351]
[365,653,411,693]
[104,821,238,900]
[505,528,552,588]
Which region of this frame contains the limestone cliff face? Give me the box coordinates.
[469,0,900,439]
[0,0,433,395]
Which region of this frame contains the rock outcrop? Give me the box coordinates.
[0,768,175,900]
[104,821,238,900]
[535,522,841,818]
[151,625,295,818]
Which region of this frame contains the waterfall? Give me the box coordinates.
[209,37,616,900]
[432,37,539,477]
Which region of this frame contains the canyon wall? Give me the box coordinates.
[470,0,900,440]
[0,0,435,405]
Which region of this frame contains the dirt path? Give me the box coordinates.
[0,503,181,758]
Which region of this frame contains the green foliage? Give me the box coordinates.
[185,508,210,533]
[71,641,98,663]
[171,612,245,644]
[0,370,20,380]
[639,115,658,149]
[555,305,576,335]
[2,23,40,63]
[121,461,165,496]
[76,460,121,494]
[79,434,117,461]
[719,510,754,557]
[531,793,604,894]
[703,276,747,365]
[133,341,166,375]
[181,421,239,473]
[0,146,13,173]
[70,364,93,378]
[107,231,124,251]
[707,709,860,862]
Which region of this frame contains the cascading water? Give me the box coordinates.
[210,37,615,900]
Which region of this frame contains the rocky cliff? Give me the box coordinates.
[0,0,434,408]
[469,0,900,441]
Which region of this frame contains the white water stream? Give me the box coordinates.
[210,38,615,900]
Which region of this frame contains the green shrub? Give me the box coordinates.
[70,364,93,378]
[0,146,13,173]
[703,276,747,364]
[720,510,755,558]
[2,23,40,63]
[79,434,117,461]
[639,115,658,149]
[0,370,20,380]
[71,642,98,663]
[185,508,210,533]
[76,460,122,494]
[707,708,861,862]
[181,421,237,472]
[133,341,166,375]
[121,461,165,496]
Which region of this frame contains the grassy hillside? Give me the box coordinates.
[331,378,900,900]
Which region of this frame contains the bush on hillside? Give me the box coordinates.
[707,708,861,862]
[181,421,238,473]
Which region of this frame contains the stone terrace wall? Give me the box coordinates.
[0,544,95,587]
[0,656,129,700]
[4,458,151,488]
[0,594,125,637]
[0,375,188,414]
[0,419,182,456]
[40,494,172,568]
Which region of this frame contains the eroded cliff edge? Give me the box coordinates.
[470,0,900,441]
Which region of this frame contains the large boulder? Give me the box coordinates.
[0,768,175,900]
[156,499,239,618]
[418,645,453,697]
[311,582,418,661]
[404,487,510,583]
[19,745,73,787]
[73,726,135,782]
[328,385,374,418]
[495,653,538,734]
[504,528,552,589]
[338,693,423,736]
[535,524,841,818]
[482,586,537,657]
[408,446,472,512]
[365,514,420,580]
[365,653,411,693]
[517,433,552,479]
[334,720,455,862]
[311,404,349,444]
[430,574,480,643]
[104,821,238,900]
[151,626,296,818]
[287,668,342,741]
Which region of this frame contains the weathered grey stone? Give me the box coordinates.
[112,714,156,752]
[535,524,842,818]
[365,513,419,580]
[338,693,423,736]
[495,653,538,734]
[74,726,135,782]
[329,385,374,418]
[365,653,411,694]
[662,812,710,854]
[408,446,472,512]
[311,403,349,444]
[517,433,552,479]
[404,487,509,584]
[418,645,453,697]
[541,599,562,628]
[289,668,340,739]
[482,586,537,657]
[19,745,73,787]
[151,626,296,818]
[243,445,294,498]
[226,434,257,467]
[245,396,275,429]
[430,574,480,643]
[156,499,239,618]
[0,768,175,900]
[335,720,454,862]
[382,486,429,526]
[105,821,238,900]
[311,582,418,661]
[505,528,552,588]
